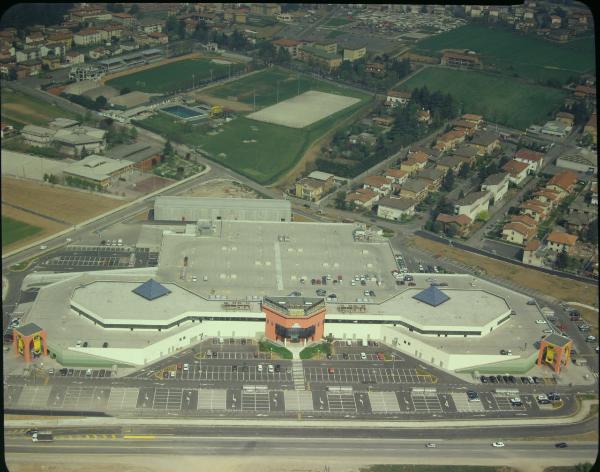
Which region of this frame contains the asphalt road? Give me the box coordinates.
[4,435,597,463]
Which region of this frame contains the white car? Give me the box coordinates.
[183,363,189,371]
[491,442,505,448]
[257,364,263,372]
[360,352,367,360]
[535,319,547,324]
[425,443,437,448]
[268,364,274,373]
[39,245,47,250]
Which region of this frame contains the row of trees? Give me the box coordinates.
[332,58,412,92]
[65,175,102,192]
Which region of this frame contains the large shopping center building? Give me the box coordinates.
[15,217,553,374]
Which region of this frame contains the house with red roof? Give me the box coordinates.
[502,160,529,185]
[514,148,545,173]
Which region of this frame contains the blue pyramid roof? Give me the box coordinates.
[132,279,171,301]
[412,285,450,307]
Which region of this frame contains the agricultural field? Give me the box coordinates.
[398,67,567,130]
[2,216,42,248]
[0,87,79,128]
[106,58,246,94]
[206,67,369,108]
[414,24,595,83]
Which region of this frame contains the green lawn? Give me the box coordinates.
[360,466,520,472]
[258,340,293,359]
[207,67,369,108]
[299,342,331,359]
[2,216,43,247]
[1,87,79,127]
[324,17,352,27]
[138,70,372,183]
[414,24,595,83]
[398,67,567,129]
[106,58,246,94]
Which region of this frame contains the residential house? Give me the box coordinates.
[372,115,394,127]
[436,213,473,237]
[362,175,392,196]
[295,177,332,202]
[416,109,432,125]
[550,15,562,28]
[452,119,478,136]
[103,24,124,40]
[74,28,103,46]
[386,90,411,107]
[343,45,366,62]
[574,85,596,105]
[366,62,385,74]
[555,111,575,128]
[546,170,578,196]
[436,155,464,175]
[546,231,578,254]
[583,113,597,144]
[111,12,136,27]
[25,31,45,46]
[21,125,55,146]
[417,167,445,191]
[469,130,500,156]
[533,188,562,208]
[522,238,545,266]
[452,143,479,166]
[140,18,164,34]
[481,172,510,204]
[563,212,590,235]
[383,168,408,185]
[590,180,598,206]
[520,199,550,222]
[434,129,467,152]
[400,178,430,201]
[541,120,571,138]
[297,45,341,71]
[502,215,538,245]
[65,51,84,65]
[514,148,544,174]
[440,49,482,69]
[345,188,379,209]
[377,197,416,221]
[454,191,490,220]
[250,3,281,16]
[272,38,302,59]
[461,114,483,127]
[148,32,169,45]
[400,152,428,175]
[502,160,529,185]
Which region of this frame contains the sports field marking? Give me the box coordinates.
[247,91,360,128]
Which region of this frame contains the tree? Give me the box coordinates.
[163,141,174,159]
[581,133,593,147]
[442,169,455,192]
[555,247,569,270]
[476,210,489,222]
[94,95,108,109]
[444,224,457,238]
[458,189,465,199]
[257,40,276,64]
[458,163,470,178]
[585,219,598,244]
[334,191,347,210]
[165,15,178,33]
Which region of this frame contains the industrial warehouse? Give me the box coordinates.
[17,198,554,373]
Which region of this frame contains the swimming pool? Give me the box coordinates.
[161,104,203,119]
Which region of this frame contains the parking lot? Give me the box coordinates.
[305,366,435,384]
[39,246,159,271]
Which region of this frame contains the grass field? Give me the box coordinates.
[139,70,372,183]
[2,216,42,247]
[398,67,567,129]
[414,24,596,83]
[1,87,79,128]
[106,58,246,94]
[324,17,353,27]
[207,67,369,108]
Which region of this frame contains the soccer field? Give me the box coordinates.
[137,93,369,184]
[2,216,42,247]
[398,67,568,130]
[206,67,369,108]
[106,58,245,94]
[415,24,595,83]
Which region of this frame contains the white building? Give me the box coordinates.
[454,191,490,220]
[481,172,509,204]
[53,126,106,157]
[377,197,416,221]
[21,125,55,147]
[556,148,597,175]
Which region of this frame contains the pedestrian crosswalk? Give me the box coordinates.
[291,360,305,390]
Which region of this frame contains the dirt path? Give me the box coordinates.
[411,235,599,307]
[193,94,253,112]
[270,97,379,189]
[100,52,204,84]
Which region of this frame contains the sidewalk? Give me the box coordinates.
[4,400,597,429]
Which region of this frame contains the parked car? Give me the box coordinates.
[328,367,335,374]
[535,319,547,324]
[360,352,367,360]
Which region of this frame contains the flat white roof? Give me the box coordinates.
[64,154,132,181]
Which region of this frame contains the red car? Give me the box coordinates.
[377,352,385,361]
[177,363,183,370]
[328,367,335,374]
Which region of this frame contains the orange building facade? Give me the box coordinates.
[536,333,572,374]
[262,297,326,344]
[12,323,48,363]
